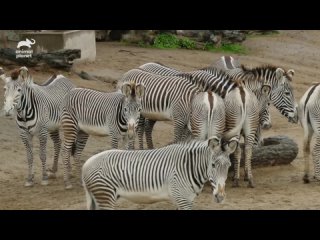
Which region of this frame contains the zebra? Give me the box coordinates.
[175,69,271,187]
[60,82,145,189]
[139,62,182,75]
[212,56,298,124]
[118,68,198,149]
[82,135,239,210]
[0,67,76,187]
[298,83,320,183]
[189,90,226,140]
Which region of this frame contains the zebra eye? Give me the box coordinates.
[17,88,21,92]
[4,87,7,91]
[138,107,142,112]
[124,107,128,112]
[284,91,290,96]
[212,163,216,168]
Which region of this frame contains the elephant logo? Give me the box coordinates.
[17,38,36,49]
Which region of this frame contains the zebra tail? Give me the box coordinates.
[71,142,76,156]
[223,106,246,140]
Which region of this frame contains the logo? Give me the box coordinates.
[16,38,36,59]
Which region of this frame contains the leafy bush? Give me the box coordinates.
[153,33,180,49]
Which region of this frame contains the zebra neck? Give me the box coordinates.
[186,147,210,192]
[117,101,128,132]
[16,87,36,122]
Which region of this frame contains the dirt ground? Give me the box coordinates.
[1,30,320,210]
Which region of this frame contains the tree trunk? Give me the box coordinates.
[233,135,299,168]
[0,48,81,71]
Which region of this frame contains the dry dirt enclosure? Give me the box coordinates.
[1,30,320,210]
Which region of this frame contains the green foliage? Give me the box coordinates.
[204,42,247,54]
[178,37,196,49]
[153,33,196,49]
[153,33,180,49]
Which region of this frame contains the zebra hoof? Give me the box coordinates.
[303,174,310,184]
[65,184,73,190]
[232,179,240,188]
[24,181,34,187]
[47,172,57,179]
[247,180,255,188]
[41,180,49,186]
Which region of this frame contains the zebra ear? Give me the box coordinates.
[208,136,221,151]
[276,68,285,81]
[261,84,271,96]
[287,69,295,79]
[135,84,145,98]
[0,68,8,83]
[121,83,132,98]
[19,66,33,84]
[225,137,239,154]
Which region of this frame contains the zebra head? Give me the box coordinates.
[121,82,145,139]
[1,66,32,117]
[259,84,272,129]
[270,68,298,123]
[207,136,238,203]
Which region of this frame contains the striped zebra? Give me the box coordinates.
[60,82,144,189]
[176,70,271,187]
[139,62,182,75]
[298,83,320,183]
[212,56,298,124]
[189,90,225,140]
[82,135,239,210]
[0,67,76,187]
[118,68,197,148]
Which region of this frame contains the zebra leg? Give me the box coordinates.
[145,119,156,149]
[137,116,145,149]
[312,135,320,181]
[171,192,193,210]
[73,130,89,186]
[39,130,49,186]
[89,180,117,210]
[303,125,313,183]
[124,135,135,150]
[244,144,254,188]
[111,133,119,149]
[232,144,241,187]
[47,131,61,179]
[20,129,34,187]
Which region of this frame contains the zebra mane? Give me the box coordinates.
[10,70,20,80]
[240,64,292,81]
[40,74,57,86]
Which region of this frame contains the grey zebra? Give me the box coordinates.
[177,69,271,187]
[298,83,320,183]
[213,56,298,124]
[189,90,225,140]
[60,83,145,189]
[139,62,182,75]
[82,135,239,210]
[119,68,197,148]
[137,62,183,148]
[213,56,272,130]
[0,67,76,187]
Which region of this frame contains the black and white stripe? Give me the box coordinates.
[60,83,144,189]
[82,136,238,210]
[1,67,75,187]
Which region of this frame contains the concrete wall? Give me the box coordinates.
[19,30,96,62]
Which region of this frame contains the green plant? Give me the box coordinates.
[204,42,247,54]
[178,37,196,49]
[153,33,180,49]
